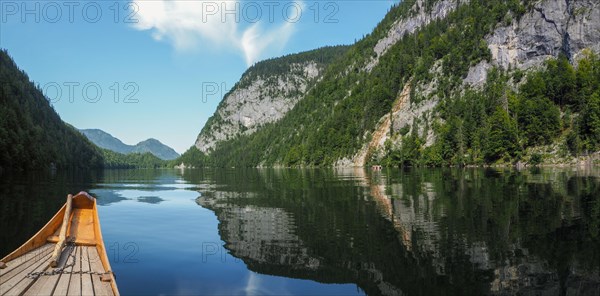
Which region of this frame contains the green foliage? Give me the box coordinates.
[0,50,177,171]
[195,0,533,168]
[485,107,519,162]
[101,149,167,169]
[0,50,103,171]
[529,153,543,166]
[516,96,561,146]
[579,92,600,151]
[173,146,210,168]
[567,50,600,154]
[239,46,350,88]
[545,54,578,107]
[407,52,600,166]
[185,1,597,168]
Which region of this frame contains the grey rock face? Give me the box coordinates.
[365,0,464,71]
[487,0,600,70]
[464,61,492,87]
[195,62,321,153]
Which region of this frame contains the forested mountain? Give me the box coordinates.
[100,148,167,169]
[79,129,131,154]
[0,50,170,171]
[0,49,103,171]
[184,0,600,168]
[80,129,179,160]
[195,45,349,153]
[131,139,179,160]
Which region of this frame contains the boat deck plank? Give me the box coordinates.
[51,246,76,296]
[23,244,74,296]
[81,246,95,296]
[0,244,53,284]
[0,249,52,295]
[88,247,113,296]
[66,247,81,295]
[0,245,113,295]
[1,193,117,296]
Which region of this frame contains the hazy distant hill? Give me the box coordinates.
[131,139,180,160]
[79,129,130,154]
[80,129,179,160]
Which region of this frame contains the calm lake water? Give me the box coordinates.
[1,168,599,295]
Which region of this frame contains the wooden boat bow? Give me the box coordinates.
[0,191,119,295]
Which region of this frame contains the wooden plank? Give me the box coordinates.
[68,209,81,241]
[0,244,53,285]
[1,244,52,276]
[48,236,97,246]
[81,247,94,296]
[88,247,113,296]
[51,246,76,296]
[0,251,52,295]
[0,244,53,284]
[50,195,73,267]
[66,247,81,295]
[23,244,74,296]
[92,200,119,296]
[68,209,96,244]
[73,209,96,243]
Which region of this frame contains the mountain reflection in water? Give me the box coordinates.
[192,168,600,296]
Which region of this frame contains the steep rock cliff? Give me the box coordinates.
[195,46,348,153]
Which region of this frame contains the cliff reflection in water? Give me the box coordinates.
[192,168,600,296]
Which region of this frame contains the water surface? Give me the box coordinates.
[1,168,599,295]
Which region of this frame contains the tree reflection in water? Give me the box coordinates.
[192,168,600,296]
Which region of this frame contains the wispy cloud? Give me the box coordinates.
[131,0,302,66]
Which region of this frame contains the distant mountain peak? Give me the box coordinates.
[139,138,161,144]
[79,129,180,160]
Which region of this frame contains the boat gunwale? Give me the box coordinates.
[91,195,119,295]
[0,192,119,296]
[1,203,66,264]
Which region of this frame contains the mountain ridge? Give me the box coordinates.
[183,0,600,168]
[80,129,179,160]
[0,49,103,171]
[195,45,349,153]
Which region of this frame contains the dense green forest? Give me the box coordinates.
[389,52,600,166]
[183,0,599,168]
[0,50,168,171]
[0,49,103,171]
[101,149,168,169]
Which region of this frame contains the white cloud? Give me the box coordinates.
[131,0,302,66]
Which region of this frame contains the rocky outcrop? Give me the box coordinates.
[343,78,437,167]
[196,61,321,153]
[486,0,600,71]
[365,0,465,71]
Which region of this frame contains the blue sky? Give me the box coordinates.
[1,0,397,153]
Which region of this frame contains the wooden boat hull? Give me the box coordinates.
[0,192,119,295]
